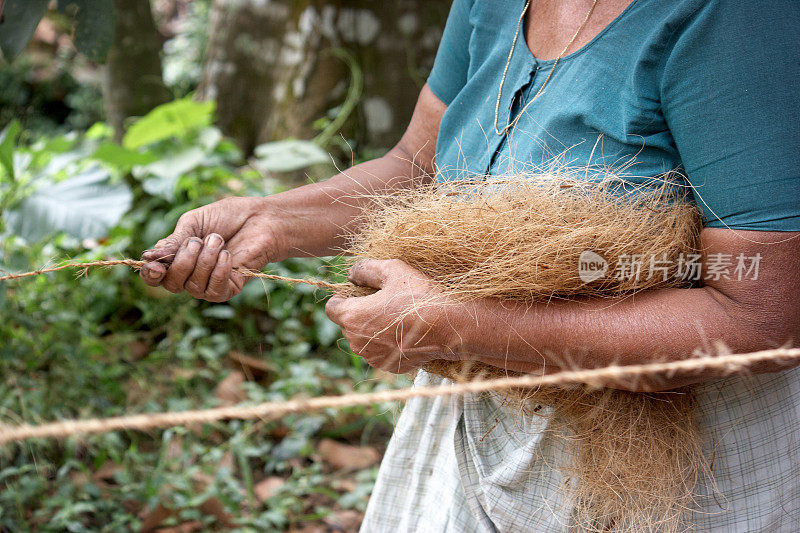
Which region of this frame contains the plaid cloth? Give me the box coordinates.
[361,368,800,532]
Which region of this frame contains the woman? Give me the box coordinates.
[140,0,800,530]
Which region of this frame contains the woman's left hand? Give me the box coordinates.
[325,258,461,373]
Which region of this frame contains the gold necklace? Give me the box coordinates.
[494,0,599,136]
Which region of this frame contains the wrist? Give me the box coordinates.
[246,195,293,263]
[430,298,481,362]
[441,298,516,364]
[260,180,355,258]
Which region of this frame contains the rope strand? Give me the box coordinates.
[2,348,799,444]
[0,259,349,291]
[2,260,799,444]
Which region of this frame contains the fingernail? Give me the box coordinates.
[220,250,230,262]
[207,233,222,247]
[146,268,160,279]
[187,239,202,253]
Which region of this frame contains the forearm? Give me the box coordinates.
[263,147,431,259]
[326,231,799,383]
[451,285,793,390]
[435,229,799,391]
[261,84,445,260]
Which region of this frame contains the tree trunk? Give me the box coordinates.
[103,0,171,140]
[343,1,450,149]
[200,0,449,156]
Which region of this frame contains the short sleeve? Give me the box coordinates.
[427,0,475,106]
[661,0,800,231]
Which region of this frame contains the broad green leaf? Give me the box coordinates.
[42,135,79,155]
[57,0,115,63]
[139,146,207,200]
[6,167,132,241]
[140,175,176,201]
[92,143,158,172]
[85,122,114,140]
[0,120,21,180]
[122,98,216,149]
[0,0,49,61]
[253,140,330,173]
[143,145,206,181]
[41,149,90,178]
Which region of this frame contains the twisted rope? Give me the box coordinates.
[2,260,799,444]
[2,348,799,444]
[0,259,349,291]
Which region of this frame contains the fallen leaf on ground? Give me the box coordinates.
[198,497,235,528]
[122,499,141,514]
[191,472,215,491]
[69,471,89,487]
[317,439,380,471]
[139,503,174,533]
[127,340,150,360]
[254,476,286,501]
[93,461,121,483]
[214,371,247,406]
[324,510,364,532]
[139,492,235,532]
[332,477,358,492]
[227,350,274,375]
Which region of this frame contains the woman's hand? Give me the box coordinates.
[325,258,462,373]
[139,197,287,302]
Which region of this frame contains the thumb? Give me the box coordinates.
[141,214,198,263]
[348,258,398,290]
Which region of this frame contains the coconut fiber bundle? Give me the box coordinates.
[346,172,708,532]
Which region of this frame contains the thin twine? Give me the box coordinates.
[0,259,350,292]
[1,348,799,444]
[2,261,799,445]
[493,0,599,136]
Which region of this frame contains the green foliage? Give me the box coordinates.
[253,140,331,173]
[6,167,132,241]
[92,142,158,171]
[0,102,403,530]
[314,48,363,149]
[0,120,21,178]
[122,97,216,150]
[0,55,105,134]
[0,119,132,240]
[160,0,210,97]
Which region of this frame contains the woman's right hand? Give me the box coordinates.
[139,85,446,303]
[139,197,287,302]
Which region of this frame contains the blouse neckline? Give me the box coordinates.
[521,0,641,66]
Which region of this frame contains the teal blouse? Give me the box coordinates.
[427,0,800,231]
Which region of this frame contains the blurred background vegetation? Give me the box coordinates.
[0,1,449,530]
